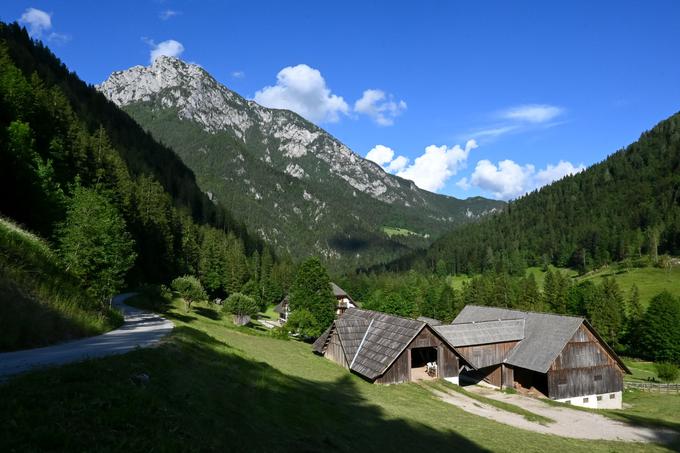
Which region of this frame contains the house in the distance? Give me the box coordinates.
[274,282,357,324]
[312,308,465,384]
[434,305,631,409]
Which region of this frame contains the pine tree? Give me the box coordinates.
[637,292,680,363]
[58,186,136,305]
[288,257,336,337]
[586,278,625,345]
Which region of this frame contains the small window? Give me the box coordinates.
[583,397,589,403]
[597,395,603,401]
[594,374,602,381]
[609,394,616,399]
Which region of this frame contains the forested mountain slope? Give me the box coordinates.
[97,57,504,269]
[392,111,680,274]
[0,23,264,285]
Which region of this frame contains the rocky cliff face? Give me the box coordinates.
[97,56,504,268]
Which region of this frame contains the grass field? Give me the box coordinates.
[382,226,422,237]
[0,217,122,352]
[1,291,677,452]
[578,266,680,308]
[623,358,680,384]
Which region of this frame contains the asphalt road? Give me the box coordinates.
[0,293,173,379]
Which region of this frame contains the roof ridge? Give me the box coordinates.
[462,305,586,321]
[346,307,425,325]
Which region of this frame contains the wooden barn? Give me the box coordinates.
[312,308,465,384]
[434,306,631,409]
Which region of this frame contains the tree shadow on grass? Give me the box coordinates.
[193,305,221,320]
[0,325,489,452]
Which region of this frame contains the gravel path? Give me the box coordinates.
[0,293,173,379]
[431,385,677,444]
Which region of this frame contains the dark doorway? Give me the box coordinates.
[513,367,548,397]
[411,347,438,381]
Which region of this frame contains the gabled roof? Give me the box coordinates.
[273,296,288,314]
[417,316,443,326]
[331,282,353,302]
[316,308,434,380]
[435,319,525,347]
[342,308,425,380]
[452,305,630,374]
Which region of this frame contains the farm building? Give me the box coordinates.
[435,305,631,409]
[312,308,465,384]
[274,282,357,323]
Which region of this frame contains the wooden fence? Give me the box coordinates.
[625,381,680,393]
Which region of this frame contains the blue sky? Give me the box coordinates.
[3,1,680,200]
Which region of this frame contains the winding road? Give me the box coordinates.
[0,293,173,379]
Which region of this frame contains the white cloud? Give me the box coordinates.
[159,10,181,20]
[366,145,395,166]
[386,155,409,173]
[231,70,245,79]
[396,140,477,192]
[534,160,586,186]
[469,125,519,139]
[47,32,71,45]
[254,64,349,123]
[146,39,185,63]
[460,158,585,200]
[501,104,563,123]
[354,89,407,126]
[366,144,411,174]
[19,8,51,37]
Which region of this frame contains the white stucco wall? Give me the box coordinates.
[444,376,459,385]
[555,390,622,409]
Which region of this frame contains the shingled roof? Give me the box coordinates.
[451,305,625,374]
[314,308,430,380]
[435,319,525,347]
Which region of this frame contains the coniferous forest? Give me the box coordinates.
[385,113,680,276]
[0,23,292,350]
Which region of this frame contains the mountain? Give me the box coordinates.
[391,111,680,275]
[97,57,504,269]
[0,22,264,285]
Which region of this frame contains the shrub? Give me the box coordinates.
[655,362,679,382]
[269,326,290,340]
[223,293,259,326]
[171,275,207,312]
[286,308,320,339]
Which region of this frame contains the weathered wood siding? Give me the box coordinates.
[501,364,514,389]
[440,345,459,378]
[325,329,349,369]
[376,352,410,384]
[375,326,460,384]
[547,324,624,399]
[456,341,519,369]
[476,365,502,387]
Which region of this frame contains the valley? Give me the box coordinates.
[1,4,680,452]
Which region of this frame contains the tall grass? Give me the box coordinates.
[0,217,122,352]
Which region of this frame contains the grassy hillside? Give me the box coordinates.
[578,266,680,308]
[1,291,676,452]
[0,217,121,351]
[448,264,678,309]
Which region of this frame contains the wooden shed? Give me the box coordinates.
[436,306,631,409]
[313,308,465,384]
